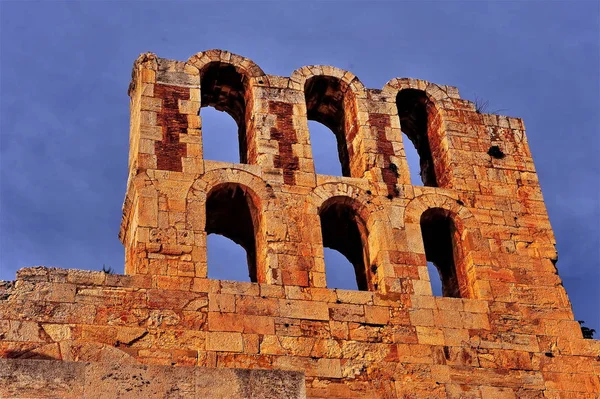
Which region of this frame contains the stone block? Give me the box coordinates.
[279,300,329,321]
[0,359,305,399]
[0,359,84,399]
[206,332,243,352]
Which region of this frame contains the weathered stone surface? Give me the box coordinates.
[0,359,305,399]
[1,49,598,399]
[0,358,85,398]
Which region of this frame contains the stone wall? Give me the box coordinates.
[0,358,305,398]
[1,49,598,398]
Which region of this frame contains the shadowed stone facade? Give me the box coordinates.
[1,49,598,398]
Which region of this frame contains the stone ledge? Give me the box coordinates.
[0,358,306,399]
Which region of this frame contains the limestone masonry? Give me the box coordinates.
[1,49,598,398]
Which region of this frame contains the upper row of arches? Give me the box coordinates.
[157,50,459,187]
[185,49,455,98]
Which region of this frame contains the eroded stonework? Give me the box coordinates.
[1,49,598,398]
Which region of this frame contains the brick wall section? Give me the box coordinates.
[154,84,189,172]
[426,104,448,187]
[343,89,361,177]
[369,113,398,197]
[269,101,300,185]
[3,50,598,399]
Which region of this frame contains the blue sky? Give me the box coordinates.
[1,1,598,333]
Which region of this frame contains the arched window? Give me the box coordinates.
[207,234,250,282]
[201,107,240,163]
[308,120,341,176]
[319,197,371,290]
[427,261,443,296]
[420,208,466,297]
[305,76,358,177]
[396,89,438,187]
[205,183,258,282]
[200,62,249,163]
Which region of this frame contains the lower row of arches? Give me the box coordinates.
[198,181,474,298]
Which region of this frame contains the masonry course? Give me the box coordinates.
[0,49,598,398]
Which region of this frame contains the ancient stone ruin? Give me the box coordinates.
[1,49,598,398]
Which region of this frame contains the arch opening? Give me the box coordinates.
[427,261,443,296]
[308,120,343,176]
[205,183,258,282]
[396,89,438,187]
[200,62,249,163]
[305,76,357,177]
[403,133,424,186]
[319,198,370,290]
[207,234,251,282]
[201,107,240,163]
[420,208,464,297]
[324,248,359,290]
